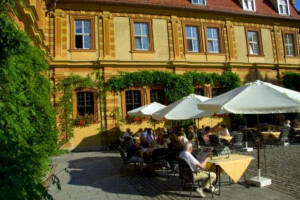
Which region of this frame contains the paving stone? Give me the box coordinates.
[48,146,300,200]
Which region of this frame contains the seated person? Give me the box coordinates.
[293,119,300,128]
[219,124,230,136]
[146,128,154,144]
[139,135,149,148]
[141,127,148,137]
[179,142,217,197]
[167,134,182,171]
[157,132,168,148]
[176,131,188,145]
[187,125,196,146]
[123,128,133,139]
[202,126,211,144]
[283,120,291,128]
[126,139,144,170]
[135,128,144,138]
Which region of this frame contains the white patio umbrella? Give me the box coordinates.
[198,80,300,185]
[127,102,166,116]
[152,94,211,120]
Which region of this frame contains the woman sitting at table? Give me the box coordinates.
[139,135,149,148]
[202,126,211,144]
[219,124,230,136]
[157,132,168,148]
[284,120,291,128]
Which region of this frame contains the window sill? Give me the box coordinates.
[185,51,205,55]
[206,52,225,56]
[69,49,97,52]
[131,50,155,54]
[247,54,264,57]
[284,55,299,58]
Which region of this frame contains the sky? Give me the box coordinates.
[294,0,300,11]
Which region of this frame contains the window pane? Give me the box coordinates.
[75,21,82,33]
[208,41,214,52]
[150,90,165,104]
[142,37,149,50]
[75,35,83,48]
[84,21,91,34]
[213,41,219,53]
[193,39,199,52]
[192,27,197,38]
[134,23,141,35]
[187,39,193,51]
[84,36,91,49]
[135,37,142,49]
[186,26,192,37]
[141,23,148,35]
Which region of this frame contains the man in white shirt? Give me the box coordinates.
[177,131,188,145]
[179,142,217,197]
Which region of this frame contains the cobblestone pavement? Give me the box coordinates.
[48,145,300,200]
[245,144,300,199]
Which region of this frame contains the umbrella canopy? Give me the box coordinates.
[127,102,166,116]
[152,94,211,120]
[198,80,300,114]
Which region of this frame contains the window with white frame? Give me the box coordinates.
[75,20,91,49]
[278,0,289,15]
[134,22,150,50]
[243,0,256,11]
[186,26,199,52]
[248,31,260,55]
[191,0,205,5]
[284,34,295,56]
[207,27,220,53]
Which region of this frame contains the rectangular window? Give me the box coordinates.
[125,90,141,112]
[77,92,94,116]
[150,90,165,104]
[207,27,220,53]
[70,16,95,51]
[75,20,91,49]
[278,0,289,15]
[194,88,204,96]
[248,31,260,55]
[212,88,224,97]
[284,34,295,56]
[186,26,199,52]
[192,0,205,5]
[134,22,150,50]
[243,0,255,11]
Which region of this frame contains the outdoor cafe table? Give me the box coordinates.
[261,131,281,140]
[206,154,253,195]
[211,133,233,143]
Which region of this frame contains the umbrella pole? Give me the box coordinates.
[194,119,200,153]
[245,117,248,148]
[257,114,261,180]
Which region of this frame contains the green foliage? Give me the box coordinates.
[108,70,241,103]
[283,72,300,91]
[56,74,96,147]
[0,8,57,200]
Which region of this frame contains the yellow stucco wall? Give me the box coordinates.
[153,19,169,61]
[234,26,248,62]
[261,28,274,63]
[114,17,131,60]
[74,124,101,147]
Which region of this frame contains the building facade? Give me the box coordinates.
[15,0,300,150]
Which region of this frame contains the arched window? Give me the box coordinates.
[125,90,141,113]
[77,92,94,116]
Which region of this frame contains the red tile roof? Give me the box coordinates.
[59,0,300,20]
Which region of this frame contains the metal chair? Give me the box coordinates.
[117,146,139,175]
[274,127,290,146]
[198,135,208,146]
[177,157,213,199]
[231,132,244,153]
[151,148,169,178]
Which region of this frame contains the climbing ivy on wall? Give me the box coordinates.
[108,70,241,103]
[55,74,96,147]
[283,72,300,91]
